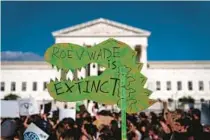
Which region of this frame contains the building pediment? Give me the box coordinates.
[52,18,151,37]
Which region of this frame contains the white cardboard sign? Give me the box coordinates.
[59,108,76,121]
[19,98,39,116]
[1,100,20,118]
[24,123,49,140]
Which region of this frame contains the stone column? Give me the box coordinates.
[85,45,91,77]
[134,45,142,63]
[73,69,78,80]
[77,67,86,80]
[141,45,148,75]
[91,63,98,76]
[98,63,101,75]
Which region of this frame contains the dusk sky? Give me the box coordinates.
[2,1,210,61]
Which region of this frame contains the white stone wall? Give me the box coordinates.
[147,68,210,99]
[1,64,210,99]
[1,69,59,99]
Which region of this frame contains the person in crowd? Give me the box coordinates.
[138,112,150,140]
[98,125,115,140]
[148,125,162,140]
[80,123,97,140]
[188,109,204,140]
[170,118,189,140]
[56,121,67,140]
[127,119,142,140]
[110,120,121,140]
[149,112,159,127]
[159,117,172,140]
[203,125,210,138]
[60,129,76,140]
[1,119,17,140]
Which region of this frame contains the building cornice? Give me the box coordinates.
[1,61,51,70]
[148,61,210,69]
[54,35,150,37]
[1,61,210,70]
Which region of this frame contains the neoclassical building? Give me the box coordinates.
[1,18,210,109]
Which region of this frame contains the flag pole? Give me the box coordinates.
[120,66,127,140]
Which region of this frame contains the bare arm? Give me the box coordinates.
[23,116,29,128]
[162,102,176,132]
[163,101,168,121]
[160,121,171,134]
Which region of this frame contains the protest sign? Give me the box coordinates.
[1,100,19,118]
[24,123,49,140]
[59,108,76,121]
[19,98,39,116]
[43,102,52,114]
[45,38,152,113]
[45,38,153,140]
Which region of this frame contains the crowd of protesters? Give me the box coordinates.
[1,101,210,140]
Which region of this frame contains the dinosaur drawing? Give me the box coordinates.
[44,38,153,113]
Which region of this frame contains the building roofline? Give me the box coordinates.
[1,61,47,65]
[148,60,210,64]
[148,61,210,69]
[52,18,151,37]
